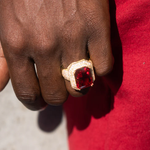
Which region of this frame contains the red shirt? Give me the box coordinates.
[64,0,150,149]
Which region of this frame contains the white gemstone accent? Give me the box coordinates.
[62,69,70,81]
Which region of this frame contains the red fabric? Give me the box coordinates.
[64,0,150,149]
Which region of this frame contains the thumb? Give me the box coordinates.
[0,42,9,91]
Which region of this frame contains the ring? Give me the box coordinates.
[62,59,95,90]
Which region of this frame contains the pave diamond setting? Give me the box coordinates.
[62,59,95,90]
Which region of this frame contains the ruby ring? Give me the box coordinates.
[62,59,95,91]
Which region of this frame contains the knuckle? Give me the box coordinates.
[2,31,25,54]
[32,35,56,57]
[16,93,38,104]
[43,92,68,105]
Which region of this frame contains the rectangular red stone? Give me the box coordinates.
[75,67,93,90]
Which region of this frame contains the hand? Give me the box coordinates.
[0,0,114,110]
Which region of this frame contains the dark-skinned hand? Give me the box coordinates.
[0,0,114,110]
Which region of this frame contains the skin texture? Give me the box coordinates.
[0,42,9,91]
[0,0,114,110]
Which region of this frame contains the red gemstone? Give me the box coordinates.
[75,67,93,90]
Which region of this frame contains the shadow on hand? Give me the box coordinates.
[38,105,63,132]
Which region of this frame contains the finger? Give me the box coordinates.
[87,1,114,76]
[88,31,114,76]
[5,51,47,110]
[0,43,9,91]
[61,31,90,97]
[35,52,68,106]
